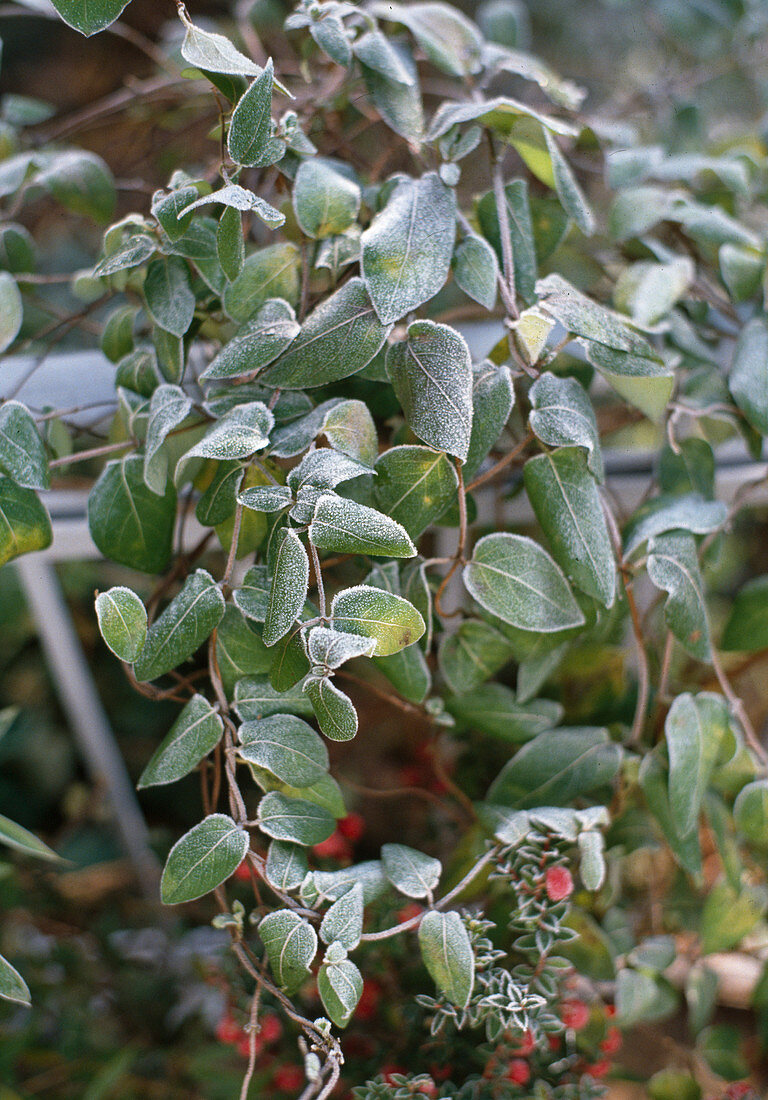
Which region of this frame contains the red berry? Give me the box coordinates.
[381,1064,406,1084]
[604,1003,616,1018]
[514,1029,535,1055]
[338,812,365,841]
[600,1026,622,1055]
[312,831,352,861]
[418,1082,438,1098]
[215,1014,241,1045]
[355,978,381,1021]
[273,1065,305,1091]
[259,1012,282,1044]
[547,1034,562,1052]
[561,999,590,1030]
[507,1059,531,1086]
[586,1059,611,1078]
[233,859,252,883]
[545,865,574,902]
[725,1085,754,1100]
[397,902,423,924]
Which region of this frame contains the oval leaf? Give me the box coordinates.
[95,586,148,663]
[331,585,425,656]
[133,570,226,682]
[418,910,474,1008]
[160,813,249,904]
[238,714,328,787]
[138,694,224,788]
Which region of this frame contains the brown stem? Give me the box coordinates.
[465,431,533,492]
[711,649,768,768]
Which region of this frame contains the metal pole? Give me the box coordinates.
[14,555,161,902]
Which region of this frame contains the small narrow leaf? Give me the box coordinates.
[228,60,274,167]
[138,694,224,788]
[143,384,193,494]
[263,529,309,646]
[258,909,317,993]
[318,957,363,1028]
[0,814,60,862]
[0,955,30,1006]
[307,627,376,670]
[382,844,441,899]
[95,586,148,663]
[453,234,498,309]
[160,814,249,904]
[181,402,274,463]
[133,570,226,682]
[418,910,474,1009]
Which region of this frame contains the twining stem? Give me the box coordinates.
[465,431,534,492]
[711,648,768,767]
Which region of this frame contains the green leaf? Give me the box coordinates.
[238,714,328,788]
[453,235,498,310]
[293,158,361,239]
[524,448,616,608]
[648,533,711,661]
[161,813,249,904]
[418,910,474,1009]
[224,242,300,322]
[361,173,456,324]
[616,968,678,1027]
[734,780,768,846]
[217,206,244,281]
[152,185,197,241]
[488,726,622,808]
[729,315,768,435]
[374,446,458,540]
[138,694,223,789]
[320,883,364,949]
[578,830,606,891]
[0,401,49,490]
[331,585,425,656]
[312,861,388,904]
[464,532,585,633]
[664,693,728,838]
[360,47,424,142]
[265,840,308,892]
[288,449,370,492]
[544,129,594,234]
[322,400,378,468]
[195,464,243,527]
[234,675,314,720]
[238,485,293,516]
[698,1024,750,1082]
[382,844,441,899]
[476,180,538,304]
[257,791,335,846]
[438,618,514,695]
[318,957,363,1028]
[305,10,351,65]
[143,384,193,495]
[181,402,273,464]
[353,29,416,85]
[215,606,270,697]
[95,586,147,663]
[0,814,60,861]
[88,456,176,573]
[386,320,473,462]
[722,575,768,651]
[623,493,727,558]
[133,570,225,682]
[700,879,768,954]
[373,644,432,704]
[263,529,309,647]
[258,909,317,994]
[270,629,311,691]
[93,234,155,278]
[615,258,694,327]
[232,564,271,622]
[375,1,483,76]
[181,20,263,77]
[658,438,715,499]
[464,361,515,482]
[0,955,30,1006]
[153,326,185,384]
[528,371,603,482]
[50,0,131,35]
[0,272,23,353]
[260,278,390,389]
[720,243,764,302]
[201,299,299,381]
[143,257,195,339]
[585,342,675,423]
[309,495,416,558]
[445,684,562,742]
[38,150,115,223]
[304,675,358,742]
[639,748,701,875]
[228,60,274,167]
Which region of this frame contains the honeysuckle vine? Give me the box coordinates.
[2,0,768,1096]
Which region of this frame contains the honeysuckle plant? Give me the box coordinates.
[2,0,768,1096]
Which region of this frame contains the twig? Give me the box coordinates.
[466,431,533,492]
[711,648,768,768]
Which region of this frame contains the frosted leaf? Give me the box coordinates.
[536,273,659,357]
[138,694,223,788]
[321,400,378,467]
[647,532,712,661]
[353,29,416,85]
[303,674,358,741]
[529,371,604,482]
[452,234,498,310]
[361,173,456,324]
[133,569,226,682]
[623,493,727,557]
[180,402,274,465]
[373,445,458,540]
[269,398,342,458]
[238,485,294,514]
[309,495,416,558]
[227,60,275,168]
[160,814,248,904]
[201,300,300,382]
[331,584,425,656]
[238,714,329,788]
[233,675,314,720]
[293,158,361,239]
[263,529,309,647]
[306,626,376,670]
[315,228,361,278]
[178,184,283,228]
[386,320,473,461]
[143,384,193,495]
[426,95,577,142]
[288,449,372,491]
